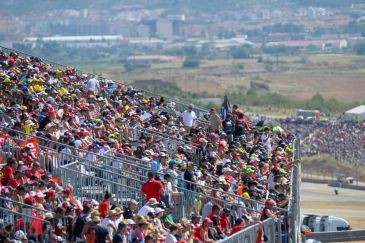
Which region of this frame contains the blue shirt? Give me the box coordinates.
[151,160,162,172]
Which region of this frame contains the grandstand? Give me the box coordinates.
[0,46,301,243]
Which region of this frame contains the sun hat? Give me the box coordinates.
[147,198,159,205]
[14,230,27,240]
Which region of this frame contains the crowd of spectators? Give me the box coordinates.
[281,118,365,166]
[0,50,296,242]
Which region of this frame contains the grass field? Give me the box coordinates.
[74,54,365,103]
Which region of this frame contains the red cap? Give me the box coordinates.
[24,197,35,204]
[203,217,213,224]
[46,190,56,197]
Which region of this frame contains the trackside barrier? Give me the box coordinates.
[0,206,52,241]
[218,222,259,243]
[288,137,301,243]
[302,230,365,242]
[0,45,210,119]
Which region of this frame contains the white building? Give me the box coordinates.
[344,105,365,122]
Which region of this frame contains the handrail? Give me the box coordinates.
[0,125,291,211]
[60,161,259,213]
[0,196,51,213]
[0,207,51,225]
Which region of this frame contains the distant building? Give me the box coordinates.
[156,19,173,39]
[126,55,182,64]
[344,105,365,122]
[266,39,348,49]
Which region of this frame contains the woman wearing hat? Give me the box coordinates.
[130,216,149,241]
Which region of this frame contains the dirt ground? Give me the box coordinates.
[111,54,365,102]
[301,182,365,230]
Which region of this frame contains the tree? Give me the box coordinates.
[183,56,200,68]
[354,41,365,55]
[230,45,252,59]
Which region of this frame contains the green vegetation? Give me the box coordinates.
[230,45,253,59]
[182,56,201,68]
[302,155,365,181]
[228,90,360,114]
[354,41,365,55]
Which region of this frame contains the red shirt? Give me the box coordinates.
[98,199,109,218]
[229,225,244,236]
[220,214,230,231]
[193,226,208,241]
[141,179,164,202]
[1,166,15,184]
[208,213,218,221]
[29,169,45,178]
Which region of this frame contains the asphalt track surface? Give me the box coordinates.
[301,182,365,230]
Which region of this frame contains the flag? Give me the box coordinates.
[21,137,39,158]
[221,95,232,121]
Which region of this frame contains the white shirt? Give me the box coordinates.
[182,110,197,127]
[202,201,213,219]
[137,205,155,216]
[86,78,100,94]
[165,233,177,243]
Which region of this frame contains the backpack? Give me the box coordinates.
[72,214,88,238]
[225,120,233,134]
[234,123,244,136]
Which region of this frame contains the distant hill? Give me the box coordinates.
[4,0,363,16]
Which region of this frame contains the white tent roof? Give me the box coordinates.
[345,105,365,115]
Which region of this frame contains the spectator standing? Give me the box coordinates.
[141,172,164,202]
[85,77,100,95]
[99,191,112,219]
[208,108,222,132]
[182,104,197,133]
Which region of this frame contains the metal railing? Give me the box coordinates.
[0,206,52,241]
[0,125,291,216]
[218,222,259,243]
[59,160,261,220]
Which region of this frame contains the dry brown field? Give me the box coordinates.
[101,54,365,102]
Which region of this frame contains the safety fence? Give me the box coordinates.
[2,127,278,215]
[0,197,53,242]
[217,218,282,243]
[59,160,263,220]
[0,126,279,218]
[217,137,301,243]
[288,137,301,243]
[0,125,285,215]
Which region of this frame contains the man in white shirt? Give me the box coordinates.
[182,104,197,133]
[85,77,100,95]
[137,198,159,216]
